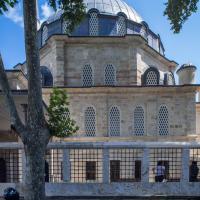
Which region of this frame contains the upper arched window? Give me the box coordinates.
[84,106,96,137]
[109,106,120,136]
[104,64,116,86]
[117,15,126,36]
[62,20,68,33]
[42,25,48,45]
[164,72,175,86]
[40,66,53,87]
[158,105,169,136]
[134,106,145,136]
[89,12,99,36]
[82,64,94,87]
[143,67,160,86]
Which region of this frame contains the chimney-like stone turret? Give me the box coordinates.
[176,64,197,85]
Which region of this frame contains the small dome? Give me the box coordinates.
[46,0,142,24]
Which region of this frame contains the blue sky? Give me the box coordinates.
[0,0,200,81]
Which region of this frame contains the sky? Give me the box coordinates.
[0,0,200,81]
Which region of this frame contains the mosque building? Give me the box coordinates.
[0,0,200,198]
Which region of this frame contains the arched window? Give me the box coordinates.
[158,105,169,136]
[82,64,94,87]
[85,106,96,137]
[42,25,48,45]
[40,66,53,87]
[168,74,174,85]
[89,12,99,36]
[117,15,126,36]
[164,72,175,86]
[109,106,120,136]
[143,67,160,86]
[134,106,145,136]
[62,20,68,33]
[104,64,116,86]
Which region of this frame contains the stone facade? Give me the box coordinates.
[40,36,176,87]
[42,86,198,141]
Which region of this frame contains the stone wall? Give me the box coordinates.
[196,103,200,135]
[43,86,197,140]
[40,36,176,87]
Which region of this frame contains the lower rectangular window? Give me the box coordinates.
[86,161,96,180]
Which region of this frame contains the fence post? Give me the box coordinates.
[141,148,150,183]
[181,148,190,183]
[21,149,26,183]
[63,149,71,182]
[103,148,110,183]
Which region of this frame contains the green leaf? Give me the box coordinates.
[164,0,199,33]
[47,88,79,138]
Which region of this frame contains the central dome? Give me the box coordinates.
[84,0,142,23]
[46,0,143,24]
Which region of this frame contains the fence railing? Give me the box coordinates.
[0,142,200,184]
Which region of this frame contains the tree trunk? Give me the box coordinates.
[23,130,48,200]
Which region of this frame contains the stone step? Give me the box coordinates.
[46,197,200,200]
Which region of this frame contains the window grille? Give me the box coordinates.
[158,105,169,136]
[134,106,145,136]
[149,148,182,182]
[70,149,103,183]
[146,71,158,85]
[89,12,99,36]
[190,149,200,182]
[85,106,96,137]
[62,20,68,33]
[109,106,120,136]
[105,64,116,86]
[40,66,53,87]
[82,64,93,87]
[86,161,96,180]
[42,25,48,45]
[117,16,126,36]
[140,27,147,39]
[46,149,63,183]
[0,149,22,183]
[168,73,174,85]
[109,149,142,182]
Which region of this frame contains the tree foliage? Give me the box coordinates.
[0,0,18,14]
[164,0,199,33]
[47,88,79,138]
[49,0,85,33]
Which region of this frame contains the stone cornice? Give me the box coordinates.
[42,85,200,95]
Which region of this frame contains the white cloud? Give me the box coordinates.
[40,2,54,23]
[4,5,23,27]
[4,2,55,29]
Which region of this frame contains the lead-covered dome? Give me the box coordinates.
[46,0,142,24]
[84,0,142,23]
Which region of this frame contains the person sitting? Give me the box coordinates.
[189,161,199,182]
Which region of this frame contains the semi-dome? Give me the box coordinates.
[46,0,142,24]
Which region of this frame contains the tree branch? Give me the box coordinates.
[0,53,26,137]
